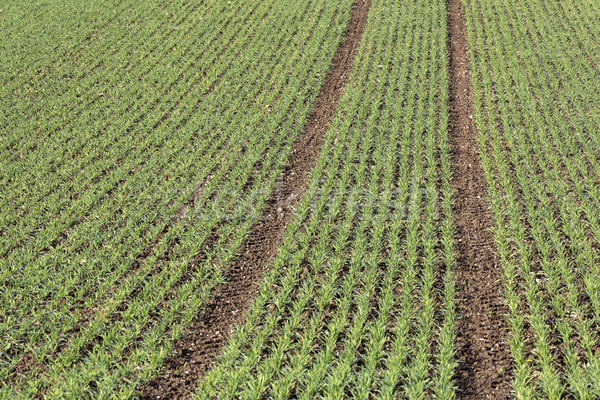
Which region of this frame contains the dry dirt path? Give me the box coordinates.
[447,0,512,398]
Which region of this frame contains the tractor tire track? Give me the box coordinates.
[447,0,512,398]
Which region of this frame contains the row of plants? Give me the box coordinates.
[194,0,457,397]
[465,0,600,397]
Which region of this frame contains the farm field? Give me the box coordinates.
[465,0,600,397]
[1,0,600,399]
[1,0,356,396]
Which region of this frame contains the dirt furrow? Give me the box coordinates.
[447,0,512,398]
[139,1,371,398]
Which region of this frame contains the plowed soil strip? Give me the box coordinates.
[447,0,512,398]
[139,1,371,398]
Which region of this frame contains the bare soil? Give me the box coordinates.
[447,0,513,398]
[139,1,371,398]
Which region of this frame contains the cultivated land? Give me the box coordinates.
[466,0,600,397]
[1,0,600,399]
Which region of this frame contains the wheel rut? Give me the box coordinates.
[139,1,371,398]
[447,0,512,398]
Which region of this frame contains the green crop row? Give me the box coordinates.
[465,0,600,397]
[0,0,355,397]
[194,0,457,398]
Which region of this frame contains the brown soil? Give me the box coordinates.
[447,0,513,398]
[139,1,371,399]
